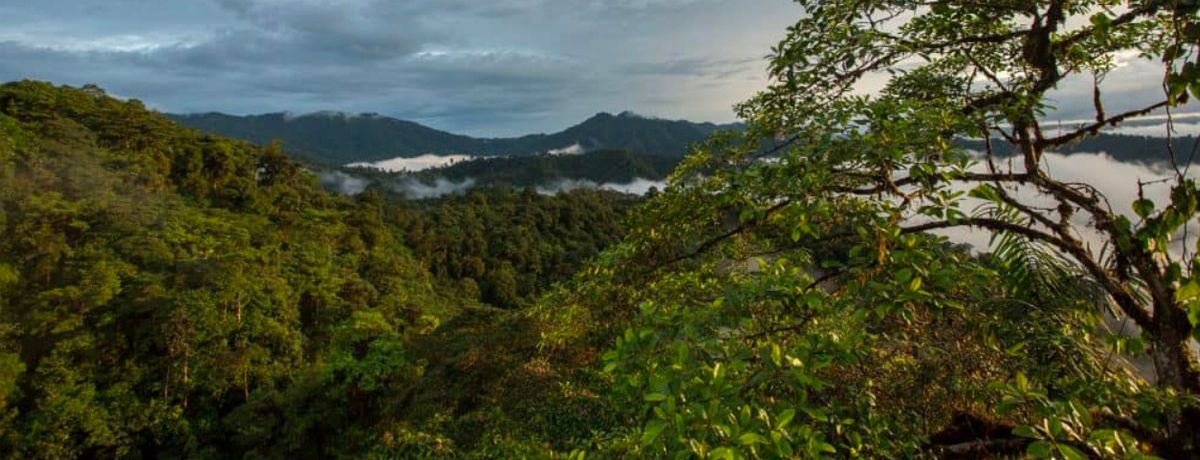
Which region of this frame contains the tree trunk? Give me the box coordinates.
[1149,297,1200,456]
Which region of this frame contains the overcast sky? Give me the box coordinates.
[0,0,803,136]
[0,0,1183,137]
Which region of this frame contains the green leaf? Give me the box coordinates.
[1176,279,1200,303]
[818,442,837,454]
[1013,425,1040,439]
[1057,444,1088,460]
[644,392,669,402]
[640,420,667,446]
[776,409,796,430]
[738,432,769,445]
[1027,441,1053,458]
[709,447,735,460]
[1133,199,1155,219]
[774,438,794,458]
[968,184,1000,201]
[1190,303,1200,330]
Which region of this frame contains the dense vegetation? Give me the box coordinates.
[5,0,1200,459]
[0,81,628,458]
[172,111,736,164]
[546,0,1200,457]
[395,187,637,308]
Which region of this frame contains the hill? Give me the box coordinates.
[170,110,738,164]
[0,81,638,457]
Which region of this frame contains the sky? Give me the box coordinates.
[0,0,1184,137]
[0,0,802,136]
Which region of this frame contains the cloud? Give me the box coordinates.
[0,0,799,136]
[210,0,444,62]
[924,152,1197,257]
[602,178,668,195]
[395,177,476,199]
[536,177,666,195]
[547,143,585,156]
[348,154,476,172]
[317,171,370,195]
[1108,122,1200,137]
[1042,54,1198,123]
[623,56,759,79]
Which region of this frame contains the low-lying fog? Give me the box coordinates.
[325,137,1200,247]
[347,154,475,172]
[927,151,1199,258]
[320,151,667,198]
[343,143,587,173]
[536,178,665,196]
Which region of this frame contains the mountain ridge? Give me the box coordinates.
[170,110,742,164]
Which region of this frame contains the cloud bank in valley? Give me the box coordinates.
[348,154,476,172]
[317,169,667,198]
[394,177,477,199]
[536,177,666,195]
[317,171,370,195]
[927,152,1197,256]
[546,143,585,156]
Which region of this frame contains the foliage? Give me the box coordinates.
[6,0,1200,457]
[395,186,634,307]
[524,0,1200,458]
[0,80,617,458]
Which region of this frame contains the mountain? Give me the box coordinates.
[491,111,736,159]
[169,110,740,164]
[957,133,1198,166]
[167,111,483,164]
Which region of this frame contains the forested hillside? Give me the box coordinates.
[0,81,632,458]
[395,187,635,308]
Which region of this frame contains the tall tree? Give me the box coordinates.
[585,0,1200,457]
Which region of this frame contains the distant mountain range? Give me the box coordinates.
[170,109,1193,169]
[958,133,1199,166]
[169,110,740,164]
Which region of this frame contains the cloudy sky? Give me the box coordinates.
[0,0,802,136]
[0,0,1185,137]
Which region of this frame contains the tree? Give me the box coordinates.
[588,0,1200,457]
